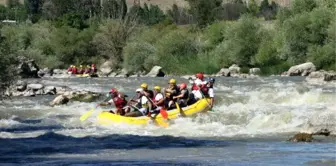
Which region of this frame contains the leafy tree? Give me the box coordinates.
[25,0,44,23]
[291,0,316,15]
[93,19,137,69]
[185,0,222,28]
[102,0,127,19]
[167,4,193,25]
[0,32,18,98]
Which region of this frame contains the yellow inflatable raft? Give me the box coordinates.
[97,98,211,126]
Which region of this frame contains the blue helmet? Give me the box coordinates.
[209,77,215,83]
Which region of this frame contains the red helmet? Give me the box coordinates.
[109,88,118,94]
[91,64,96,67]
[196,73,204,80]
[179,83,187,90]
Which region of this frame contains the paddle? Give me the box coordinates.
[175,102,186,117]
[199,90,214,112]
[129,104,169,128]
[80,105,99,121]
[147,97,168,119]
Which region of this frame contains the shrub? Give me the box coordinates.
[214,15,262,67]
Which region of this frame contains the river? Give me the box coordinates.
[0,76,335,165]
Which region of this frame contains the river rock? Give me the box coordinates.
[38,68,53,77]
[249,68,261,75]
[27,83,44,90]
[55,86,70,95]
[229,64,241,74]
[287,62,316,76]
[16,80,27,92]
[44,86,56,95]
[306,71,336,82]
[288,133,314,142]
[17,56,40,78]
[115,69,129,78]
[146,66,165,77]
[216,68,230,77]
[50,95,69,106]
[23,90,35,97]
[99,61,114,76]
[62,90,101,102]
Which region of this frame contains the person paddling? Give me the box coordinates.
[149,86,165,115]
[207,77,215,109]
[99,88,129,115]
[173,83,189,107]
[125,88,152,117]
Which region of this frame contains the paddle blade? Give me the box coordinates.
[80,108,95,121]
[160,109,168,119]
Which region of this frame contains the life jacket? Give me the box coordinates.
[78,68,84,74]
[192,79,203,91]
[67,67,72,72]
[84,68,91,74]
[113,96,127,109]
[181,89,189,100]
[72,68,77,74]
[154,93,164,107]
[91,67,97,73]
[200,85,209,97]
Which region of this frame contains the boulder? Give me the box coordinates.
[62,90,101,102]
[288,133,314,142]
[108,72,118,77]
[50,95,69,106]
[38,68,53,77]
[249,68,261,75]
[23,90,35,97]
[306,71,336,82]
[229,64,241,74]
[55,86,70,95]
[35,89,44,95]
[27,83,44,90]
[44,86,56,95]
[146,66,165,77]
[16,80,27,92]
[99,61,113,76]
[116,68,129,78]
[216,68,230,77]
[17,56,40,78]
[287,62,316,76]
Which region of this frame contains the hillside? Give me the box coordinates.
[0,0,291,10]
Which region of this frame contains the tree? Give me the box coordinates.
[25,0,44,23]
[0,32,18,98]
[185,0,222,28]
[93,19,138,69]
[167,4,193,25]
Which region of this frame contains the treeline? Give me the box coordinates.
[0,0,335,77]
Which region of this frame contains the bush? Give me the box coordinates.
[154,29,200,74]
[123,42,156,73]
[214,15,262,67]
[93,19,137,69]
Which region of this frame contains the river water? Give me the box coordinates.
[0,76,335,166]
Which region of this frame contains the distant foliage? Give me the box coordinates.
[167,4,193,25]
[185,0,222,28]
[0,32,18,97]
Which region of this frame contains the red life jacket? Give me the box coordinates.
[91,67,97,73]
[84,68,91,74]
[113,97,127,109]
[192,84,199,90]
[200,85,209,96]
[72,68,77,74]
[67,67,72,72]
[78,69,84,74]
